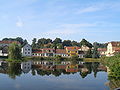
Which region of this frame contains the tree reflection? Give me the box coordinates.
[7,62,22,79]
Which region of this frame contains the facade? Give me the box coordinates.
[32,48,55,57]
[64,46,80,56]
[106,42,120,56]
[21,44,32,57]
[55,49,68,57]
[98,48,107,57]
[79,45,90,51]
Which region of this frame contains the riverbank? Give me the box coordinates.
[101,55,120,79]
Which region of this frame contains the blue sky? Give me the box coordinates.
[0,0,120,43]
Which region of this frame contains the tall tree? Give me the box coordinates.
[80,39,93,48]
[84,49,92,58]
[8,43,22,60]
[32,38,37,48]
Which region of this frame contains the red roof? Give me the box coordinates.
[98,48,107,51]
[56,49,67,54]
[109,42,120,47]
[32,49,42,53]
[65,46,80,51]
[0,41,20,44]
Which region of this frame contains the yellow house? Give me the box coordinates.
[64,46,80,56]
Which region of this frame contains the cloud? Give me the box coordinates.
[77,6,100,14]
[45,23,97,36]
[16,16,24,27]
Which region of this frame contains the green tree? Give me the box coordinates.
[92,47,99,58]
[80,39,93,48]
[53,38,62,44]
[62,40,72,47]
[32,38,37,48]
[8,43,22,60]
[84,49,92,58]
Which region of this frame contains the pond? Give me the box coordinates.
[0,60,119,90]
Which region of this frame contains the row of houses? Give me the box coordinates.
[23,44,88,58]
[0,40,120,57]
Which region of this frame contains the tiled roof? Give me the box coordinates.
[98,48,107,51]
[65,46,80,50]
[109,42,120,47]
[32,49,42,53]
[56,49,67,54]
[0,41,20,44]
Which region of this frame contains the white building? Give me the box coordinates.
[106,42,120,56]
[21,61,32,73]
[21,44,32,57]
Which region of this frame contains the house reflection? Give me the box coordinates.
[21,61,32,73]
[0,61,108,79]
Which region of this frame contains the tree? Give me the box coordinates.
[22,39,28,47]
[84,49,92,58]
[92,47,99,58]
[8,43,22,60]
[32,38,37,48]
[62,40,72,47]
[71,41,79,46]
[53,38,62,44]
[80,39,93,48]
[93,42,107,48]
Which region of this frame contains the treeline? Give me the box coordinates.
[1,37,107,49]
[31,38,93,49]
[2,37,28,47]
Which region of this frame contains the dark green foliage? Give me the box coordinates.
[93,42,107,48]
[84,49,92,58]
[92,48,99,58]
[80,39,93,48]
[53,38,62,44]
[101,55,120,79]
[62,40,72,46]
[2,37,28,46]
[32,38,37,48]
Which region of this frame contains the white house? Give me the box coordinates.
[21,61,32,73]
[106,42,120,56]
[21,44,32,57]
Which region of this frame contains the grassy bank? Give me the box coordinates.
[101,55,120,79]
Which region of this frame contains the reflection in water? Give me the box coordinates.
[0,61,107,78]
[0,60,119,89]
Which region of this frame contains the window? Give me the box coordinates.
[28,49,30,51]
[28,52,30,54]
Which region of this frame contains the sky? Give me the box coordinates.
[0,0,120,44]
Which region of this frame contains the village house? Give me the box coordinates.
[32,48,55,57]
[55,49,68,57]
[106,42,120,56]
[21,44,32,57]
[97,48,107,57]
[0,41,20,56]
[64,46,80,56]
[79,45,90,52]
